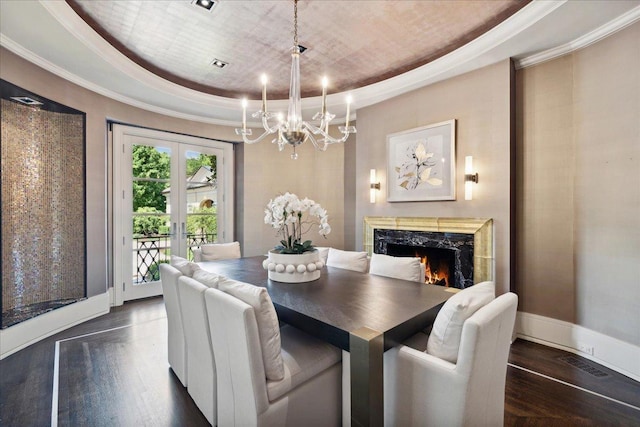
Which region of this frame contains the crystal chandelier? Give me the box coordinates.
[235,0,356,159]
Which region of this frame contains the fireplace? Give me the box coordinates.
[388,244,455,287]
[364,217,493,289]
[374,229,473,288]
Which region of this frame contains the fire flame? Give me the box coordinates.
[417,253,450,286]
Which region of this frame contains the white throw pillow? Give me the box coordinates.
[426,281,495,363]
[369,253,423,282]
[200,242,241,261]
[326,248,369,273]
[192,269,222,288]
[170,255,200,277]
[218,279,284,381]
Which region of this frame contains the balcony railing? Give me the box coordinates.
[133,233,217,283]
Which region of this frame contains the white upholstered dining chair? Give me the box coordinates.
[326,247,369,273]
[177,274,221,425]
[204,281,342,427]
[341,281,517,426]
[368,253,425,282]
[193,241,241,262]
[314,246,330,265]
[159,263,188,386]
[383,288,518,426]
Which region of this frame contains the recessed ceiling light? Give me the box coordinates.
[10,96,43,106]
[211,58,228,68]
[192,0,216,12]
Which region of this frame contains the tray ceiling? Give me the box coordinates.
[67,0,529,99]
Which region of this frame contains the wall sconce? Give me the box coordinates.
[464,156,478,200]
[370,169,381,203]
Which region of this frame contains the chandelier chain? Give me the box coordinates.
[293,0,298,48]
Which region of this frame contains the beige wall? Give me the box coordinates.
[354,59,514,295]
[238,132,347,257]
[516,55,576,322]
[516,22,639,346]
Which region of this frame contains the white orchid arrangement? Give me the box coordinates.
[264,192,331,254]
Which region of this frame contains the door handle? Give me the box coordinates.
[171,222,177,238]
[181,222,187,239]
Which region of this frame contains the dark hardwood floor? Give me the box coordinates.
[1,297,639,426]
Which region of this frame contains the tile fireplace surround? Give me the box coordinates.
[363,217,493,285]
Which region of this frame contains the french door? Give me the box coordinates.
[112,124,234,304]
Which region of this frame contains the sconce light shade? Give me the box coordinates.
[464,156,478,200]
[370,169,380,203]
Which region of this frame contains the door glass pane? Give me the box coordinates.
[185,150,218,260]
[132,144,171,284]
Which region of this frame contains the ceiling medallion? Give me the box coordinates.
[235,0,356,159]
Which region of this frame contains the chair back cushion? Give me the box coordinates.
[171,255,200,277]
[314,246,330,265]
[426,281,495,363]
[369,253,423,282]
[219,279,284,381]
[200,241,241,261]
[326,248,369,273]
[192,269,222,288]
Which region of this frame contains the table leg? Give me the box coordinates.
[350,327,384,427]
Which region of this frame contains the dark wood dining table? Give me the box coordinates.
[199,256,453,427]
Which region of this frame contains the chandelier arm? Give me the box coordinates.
[305,131,321,150]
[323,133,350,145]
[312,111,335,130]
[241,129,277,145]
[303,121,323,135]
[302,126,328,151]
[261,114,282,134]
[303,122,351,145]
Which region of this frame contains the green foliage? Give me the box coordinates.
[146,260,169,282]
[131,149,218,238]
[276,239,314,254]
[132,145,170,211]
[133,207,168,236]
[187,207,217,237]
[186,154,217,182]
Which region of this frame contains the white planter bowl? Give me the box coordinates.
[263,249,323,283]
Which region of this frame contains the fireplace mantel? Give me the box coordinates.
[363,217,493,284]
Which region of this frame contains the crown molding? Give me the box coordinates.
[0,33,240,127]
[515,4,640,69]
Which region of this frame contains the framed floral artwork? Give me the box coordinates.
[386,119,456,202]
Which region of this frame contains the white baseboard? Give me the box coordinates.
[516,311,640,382]
[0,293,110,359]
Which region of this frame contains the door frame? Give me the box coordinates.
[112,124,234,306]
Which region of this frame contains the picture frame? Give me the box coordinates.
[386,119,456,202]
